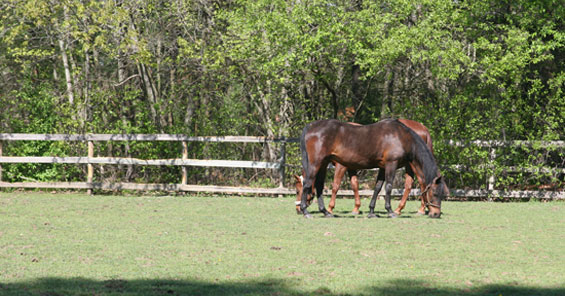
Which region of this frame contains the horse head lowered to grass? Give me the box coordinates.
[298,119,447,219]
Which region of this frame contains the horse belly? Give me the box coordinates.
[331,151,384,170]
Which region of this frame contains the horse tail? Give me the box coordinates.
[300,124,310,175]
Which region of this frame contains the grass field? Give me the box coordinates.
[0,192,564,295]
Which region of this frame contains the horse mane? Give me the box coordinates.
[425,132,434,155]
[395,120,439,185]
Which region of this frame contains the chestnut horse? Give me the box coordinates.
[294,119,434,216]
[299,119,446,219]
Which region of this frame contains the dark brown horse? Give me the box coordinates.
[294,119,434,216]
[299,119,446,218]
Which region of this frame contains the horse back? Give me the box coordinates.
[302,119,414,170]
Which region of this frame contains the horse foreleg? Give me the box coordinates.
[418,182,428,215]
[349,170,361,214]
[368,169,385,218]
[408,163,428,215]
[384,162,398,218]
[328,165,346,214]
[394,169,415,215]
[414,170,428,215]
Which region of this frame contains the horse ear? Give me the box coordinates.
[293,174,301,182]
[433,175,443,185]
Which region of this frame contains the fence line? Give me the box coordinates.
[0,134,563,199]
[0,156,281,169]
[446,139,565,148]
[0,133,298,143]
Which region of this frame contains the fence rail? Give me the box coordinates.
[0,133,299,142]
[0,134,563,199]
[0,156,280,169]
[446,139,565,147]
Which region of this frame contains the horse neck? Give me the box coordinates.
[410,144,439,186]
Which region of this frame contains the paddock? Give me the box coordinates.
[0,133,564,295]
[0,192,563,296]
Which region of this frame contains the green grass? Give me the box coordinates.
[0,192,564,295]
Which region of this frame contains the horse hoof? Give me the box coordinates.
[303,213,313,219]
[388,213,398,218]
[351,211,360,215]
[416,211,425,216]
[367,213,379,219]
[324,213,334,218]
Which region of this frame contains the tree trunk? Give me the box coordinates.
[58,38,74,105]
[381,67,394,118]
[82,50,90,124]
[156,37,168,129]
[252,82,277,164]
[351,64,362,118]
[137,62,160,131]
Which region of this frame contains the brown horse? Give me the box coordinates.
[299,119,446,219]
[294,119,434,216]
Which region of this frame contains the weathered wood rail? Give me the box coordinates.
[0,134,563,199]
[0,134,296,195]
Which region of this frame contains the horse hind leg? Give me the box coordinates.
[368,168,385,218]
[384,161,399,218]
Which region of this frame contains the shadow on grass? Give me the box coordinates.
[307,210,418,219]
[305,209,451,219]
[1,278,563,296]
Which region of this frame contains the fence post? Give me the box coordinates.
[181,141,188,186]
[488,144,496,196]
[278,138,286,189]
[87,140,94,195]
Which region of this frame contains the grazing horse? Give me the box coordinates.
[299,119,446,219]
[294,119,434,216]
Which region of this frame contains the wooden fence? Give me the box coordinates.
[0,134,563,199]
